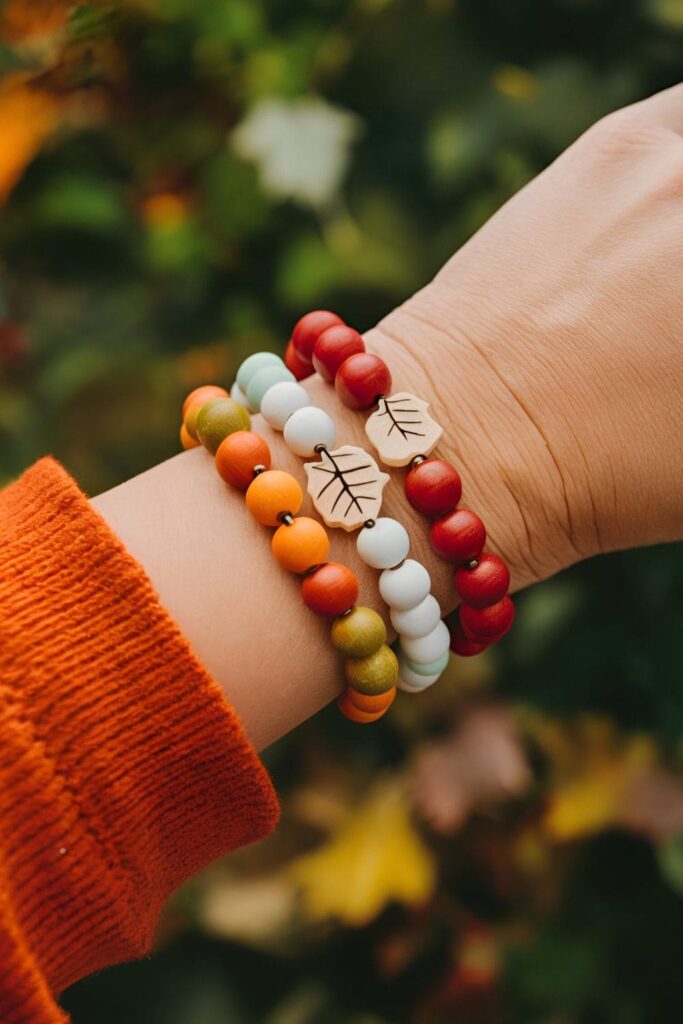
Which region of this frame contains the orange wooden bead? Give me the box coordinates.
[216,431,271,490]
[347,685,396,714]
[182,384,228,419]
[180,422,200,450]
[272,516,329,574]
[246,470,303,527]
[337,689,388,723]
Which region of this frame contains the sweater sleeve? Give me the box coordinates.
[0,457,280,1024]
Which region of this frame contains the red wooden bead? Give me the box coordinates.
[335,352,392,410]
[300,562,359,617]
[312,324,365,382]
[405,459,462,518]
[430,508,486,564]
[449,619,489,657]
[460,595,515,640]
[284,340,313,381]
[454,553,510,608]
[291,310,344,362]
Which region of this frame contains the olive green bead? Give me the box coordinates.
[344,644,399,695]
[331,606,387,658]
[196,398,251,454]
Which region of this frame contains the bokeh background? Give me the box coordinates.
[1,1,682,1021]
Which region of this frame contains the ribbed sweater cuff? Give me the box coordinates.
[0,457,280,1018]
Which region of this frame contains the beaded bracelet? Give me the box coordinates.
[229,351,450,701]
[179,384,399,723]
[284,311,515,660]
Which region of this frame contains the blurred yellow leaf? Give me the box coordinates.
[494,65,539,102]
[290,778,435,926]
[0,74,61,202]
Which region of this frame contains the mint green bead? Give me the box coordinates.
[247,365,296,411]
[236,352,284,393]
[405,651,450,677]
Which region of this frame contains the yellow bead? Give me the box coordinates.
[331,606,386,658]
[271,516,329,574]
[179,422,200,450]
[344,644,399,695]
[245,470,303,527]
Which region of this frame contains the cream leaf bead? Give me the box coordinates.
[400,620,450,664]
[260,381,310,431]
[356,517,410,570]
[390,594,442,639]
[283,406,337,457]
[379,559,431,611]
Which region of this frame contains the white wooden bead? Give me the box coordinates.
[230,381,253,411]
[401,620,450,664]
[260,381,310,431]
[283,406,337,457]
[379,559,431,611]
[390,594,442,639]
[356,517,410,570]
[397,658,442,692]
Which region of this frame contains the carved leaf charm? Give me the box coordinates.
[304,445,390,532]
[365,392,443,467]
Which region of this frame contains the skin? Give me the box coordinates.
[93,85,683,752]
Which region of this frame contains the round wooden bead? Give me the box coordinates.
[356,517,409,570]
[335,353,392,410]
[236,351,284,393]
[331,606,387,657]
[246,364,296,412]
[347,685,396,713]
[379,559,431,611]
[283,406,336,457]
[180,423,200,450]
[285,339,313,381]
[460,595,515,640]
[397,658,442,692]
[184,391,230,440]
[272,516,330,574]
[454,553,510,608]
[291,310,344,362]
[449,619,489,657]
[344,644,399,694]
[230,381,253,410]
[337,690,388,724]
[300,562,359,617]
[390,594,442,639]
[245,469,303,526]
[401,620,450,664]
[404,650,450,677]
[405,459,462,518]
[260,381,310,431]
[312,325,365,382]
[216,430,271,490]
[430,508,486,564]
[196,398,251,453]
[182,384,228,419]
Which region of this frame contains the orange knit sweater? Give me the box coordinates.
[0,458,280,1024]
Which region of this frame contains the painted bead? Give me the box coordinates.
[379,559,431,611]
[236,351,284,393]
[312,325,365,382]
[344,644,399,694]
[196,398,251,454]
[291,310,344,362]
[230,381,253,410]
[431,508,486,564]
[304,445,390,532]
[449,619,489,657]
[246,364,296,412]
[390,594,442,639]
[405,459,462,518]
[331,606,387,658]
[347,686,396,713]
[300,562,359,617]
[283,406,337,458]
[180,423,200,450]
[284,340,313,381]
[272,516,330,574]
[454,553,510,608]
[460,595,515,640]
[216,430,271,490]
[356,517,410,570]
[337,690,388,723]
[182,384,228,419]
[245,469,302,526]
[397,658,443,692]
[404,650,450,677]
[260,381,310,431]
[335,353,392,410]
[400,620,450,664]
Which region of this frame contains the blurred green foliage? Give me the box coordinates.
[1,0,682,1022]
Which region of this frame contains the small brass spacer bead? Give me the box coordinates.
[279,512,294,526]
[253,464,266,476]
[363,519,376,530]
[314,443,328,454]
[466,558,479,570]
[410,454,428,468]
